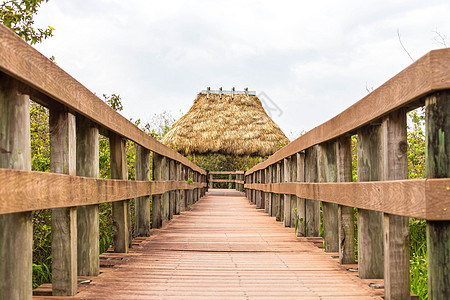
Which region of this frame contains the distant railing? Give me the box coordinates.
[0,24,206,298]
[208,171,245,191]
[244,48,450,299]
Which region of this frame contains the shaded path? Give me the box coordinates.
[58,190,381,299]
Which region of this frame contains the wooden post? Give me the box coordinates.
[305,146,320,236]
[152,153,163,228]
[357,125,384,279]
[135,144,150,237]
[277,161,284,222]
[76,115,100,276]
[50,107,77,295]
[319,141,339,252]
[283,157,291,227]
[425,91,450,299]
[209,173,213,189]
[260,170,266,210]
[266,165,272,215]
[162,156,170,221]
[289,154,298,228]
[381,109,410,299]
[336,136,355,264]
[187,169,193,206]
[0,75,32,299]
[175,162,181,215]
[193,172,198,203]
[271,164,278,218]
[256,171,262,208]
[296,152,306,237]
[180,165,186,212]
[110,133,129,253]
[168,159,175,219]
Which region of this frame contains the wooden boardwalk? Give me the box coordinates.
[36,189,382,299]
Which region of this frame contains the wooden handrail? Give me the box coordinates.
[0,168,206,215]
[246,48,450,176]
[0,24,205,175]
[209,171,245,175]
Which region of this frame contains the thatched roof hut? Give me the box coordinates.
[162,89,289,157]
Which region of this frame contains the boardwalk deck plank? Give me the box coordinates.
[35,189,381,299]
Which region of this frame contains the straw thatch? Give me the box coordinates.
[162,92,290,157]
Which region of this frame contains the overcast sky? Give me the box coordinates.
[33,0,449,140]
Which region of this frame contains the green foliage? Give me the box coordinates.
[0,0,53,44]
[148,111,177,140]
[103,93,123,112]
[407,108,425,179]
[30,101,50,172]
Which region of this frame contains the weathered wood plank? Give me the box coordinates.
[245,48,450,176]
[0,74,32,299]
[283,157,291,227]
[336,136,355,264]
[110,133,129,253]
[381,109,410,299]
[76,115,100,276]
[319,141,339,252]
[135,144,150,237]
[357,125,384,279]
[49,107,77,296]
[426,90,450,299]
[305,145,320,237]
[289,154,297,228]
[296,152,306,237]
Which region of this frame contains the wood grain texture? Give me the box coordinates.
[169,159,175,220]
[357,125,384,279]
[244,178,450,220]
[50,108,77,296]
[319,141,339,252]
[245,48,450,176]
[336,136,355,264]
[110,133,129,253]
[425,91,450,299]
[381,110,410,300]
[283,157,291,227]
[209,171,244,175]
[0,25,205,175]
[305,146,320,237]
[135,145,150,237]
[0,75,32,300]
[0,169,206,215]
[296,152,306,237]
[76,115,100,276]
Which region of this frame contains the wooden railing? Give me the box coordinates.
[0,24,206,299]
[208,171,245,191]
[244,48,450,299]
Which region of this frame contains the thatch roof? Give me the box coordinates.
[162,91,290,157]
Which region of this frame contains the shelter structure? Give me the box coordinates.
[162,88,290,157]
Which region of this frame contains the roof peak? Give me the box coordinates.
[200,87,256,97]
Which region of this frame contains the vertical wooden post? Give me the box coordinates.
[152,153,163,228]
[305,146,320,236]
[209,173,213,189]
[266,165,272,215]
[50,107,77,295]
[260,170,266,210]
[289,154,297,228]
[381,109,410,299]
[169,159,175,219]
[76,115,99,276]
[357,125,384,279]
[135,144,150,237]
[110,133,129,253]
[425,91,450,299]
[256,171,262,208]
[175,162,181,215]
[271,164,278,217]
[180,165,186,212]
[162,156,170,221]
[0,75,32,299]
[296,152,306,237]
[193,172,198,203]
[250,173,255,203]
[336,136,355,264]
[319,141,339,252]
[275,162,282,221]
[187,169,193,206]
[283,157,291,227]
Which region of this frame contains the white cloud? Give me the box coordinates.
[32,0,450,137]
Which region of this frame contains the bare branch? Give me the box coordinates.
[432,29,448,48]
[397,29,414,62]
